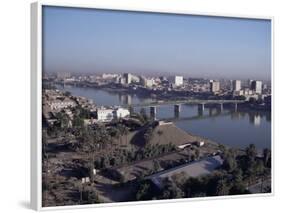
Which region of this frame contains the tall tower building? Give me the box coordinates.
[210,80,220,93]
[174,76,183,86]
[251,80,262,94]
[123,73,132,84]
[232,80,241,91]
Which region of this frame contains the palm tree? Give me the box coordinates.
[246,144,257,162]
[263,148,271,167]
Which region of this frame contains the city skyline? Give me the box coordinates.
[43,6,271,81]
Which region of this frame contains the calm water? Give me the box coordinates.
[59,85,271,150]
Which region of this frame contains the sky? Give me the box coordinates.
[42,6,271,81]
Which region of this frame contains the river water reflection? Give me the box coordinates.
[59,85,271,150]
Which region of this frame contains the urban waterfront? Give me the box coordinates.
[58,85,271,150]
[41,7,272,207]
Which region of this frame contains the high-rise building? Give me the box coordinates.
[123,73,132,84]
[251,80,262,94]
[169,75,183,87]
[232,80,241,91]
[174,76,183,86]
[210,80,220,93]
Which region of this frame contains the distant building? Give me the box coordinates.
[210,80,220,93]
[171,76,183,87]
[232,80,241,91]
[159,76,168,82]
[102,73,118,79]
[123,73,132,84]
[251,80,262,94]
[130,75,140,83]
[56,72,71,79]
[140,76,154,88]
[243,88,253,96]
[118,77,126,85]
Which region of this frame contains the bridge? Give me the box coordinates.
[122,99,245,108]
[123,99,245,118]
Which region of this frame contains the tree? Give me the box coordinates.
[56,111,70,131]
[136,181,152,201]
[232,168,243,183]
[144,127,153,145]
[246,144,257,163]
[215,179,230,196]
[229,182,249,195]
[222,149,237,172]
[254,160,265,176]
[140,108,148,123]
[263,148,271,167]
[152,160,160,173]
[194,148,200,160]
[117,124,129,146]
[218,144,226,153]
[72,115,84,129]
[161,179,184,199]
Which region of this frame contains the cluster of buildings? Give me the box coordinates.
[96,107,130,122]
[116,73,184,89]
[43,90,77,111]
[43,89,131,126]
[49,72,270,102]
[209,79,269,101]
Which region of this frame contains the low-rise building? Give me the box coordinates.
[146,155,223,189]
[49,100,76,110]
[114,108,130,119]
[97,107,130,122]
[97,108,115,122]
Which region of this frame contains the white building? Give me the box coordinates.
[140,76,154,88]
[210,80,220,93]
[97,107,130,122]
[232,80,241,91]
[123,73,132,84]
[97,109,114,122]
[145,79,154,88]
[171,76,183,87]
[49,100,76,110]
[102,73,118,79]
[251,80,262,94]
[114,108,130,119]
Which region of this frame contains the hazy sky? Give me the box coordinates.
[43,6,271,80]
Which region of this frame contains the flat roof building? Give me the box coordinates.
[146,155,223,189]
[210,80,220,93]
[232,80,241,92]
[251,80,262,94]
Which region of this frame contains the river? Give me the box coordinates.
[58,85,271,150]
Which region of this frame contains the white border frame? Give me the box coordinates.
[31,1,274,211]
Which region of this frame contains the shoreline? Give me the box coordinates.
[49,86,271,151]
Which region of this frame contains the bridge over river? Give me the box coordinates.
[122,99,245,108]
[122,99,245,118]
